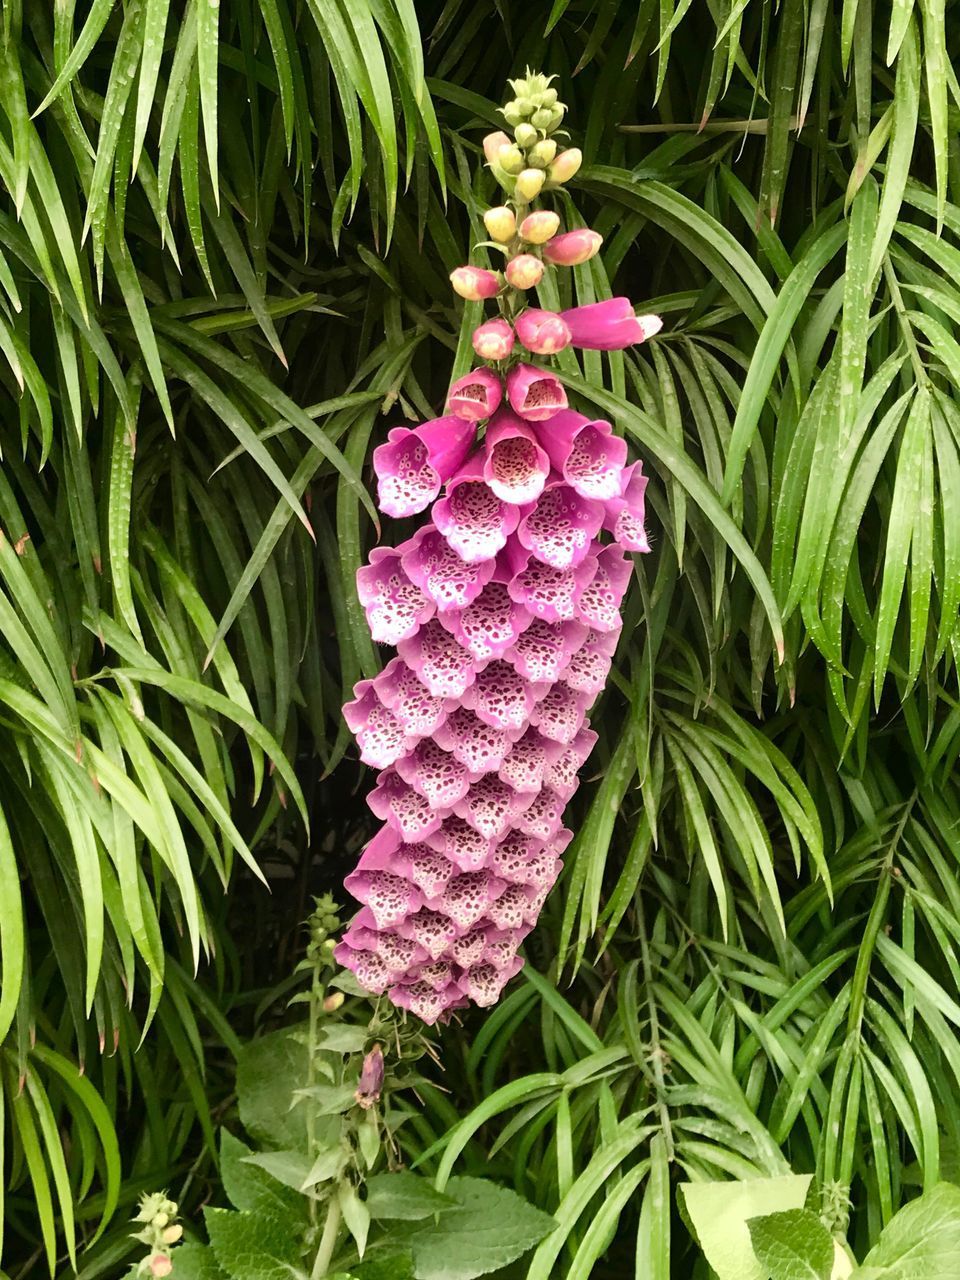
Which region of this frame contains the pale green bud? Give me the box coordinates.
[514,122,538,149]
[531,108,554,130]
[528,139,557,168]
[515,168,545,200]
[502,102,522,127]
[541,88,558,107]
[498,144,525,175]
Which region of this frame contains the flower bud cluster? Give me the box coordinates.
[482,69,582,197]
[131,1194,182,1277]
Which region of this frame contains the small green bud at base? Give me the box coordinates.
[514,122,538,148]
[502,102,522,126]
[531,108,554,130]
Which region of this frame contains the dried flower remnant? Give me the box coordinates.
[339,69,660,1022]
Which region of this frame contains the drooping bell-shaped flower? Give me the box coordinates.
[506,363,568,421]
[433,458,522,563]
[603,461,650,552]
[538,411,628,502]
[401,524,497,612]
[482,411,550,504]
[447,367,504,422]
[515,309,571,356]
[373,417,476,518]
[517,482,605,569]
[356,548,436,645]
[560,298,663,350]
[543,228,602,266]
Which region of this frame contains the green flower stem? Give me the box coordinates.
[311,1194,342,1280]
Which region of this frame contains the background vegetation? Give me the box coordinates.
[2,0,960,1275]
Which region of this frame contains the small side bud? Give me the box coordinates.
[502,102,523,126]
[483,131,512,165]
[153,1214,169,1230]
[483,206,517,242]
[498,144,525,175]
[161,1226,184,1245]
[323,992,345,1013]
[472,318,515,361]
[515,97,534,117]
[148,1257,173,1279]
[514,122,538,149]
[450,266,501,301]
[542,88,558,107]
[531,107,555,130]
[519,211,560,244]
[543,228,602,266]
[505,254,545,290]
[528,139,557,168]
[515,168,545,200]
[547,148,582,184]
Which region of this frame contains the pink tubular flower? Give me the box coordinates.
[373,417,476,518]
[472,318,515,362]
[356,547,436,645]
[543,229,602,266]
[483,411,550,504]
[149,1258,173,1279]
[515,309,572,356]
[560,298,663,350]
[517,482,604,570]
[507,363,568,421]
[450,266,501,301]
[538,411,628,502]
[401,525,497,612]
[433,458,521,563]
[604,461,650,552]
[447,367,503,422]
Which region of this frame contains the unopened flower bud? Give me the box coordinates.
[548,106,565,129]
[355,1044,385,1109]
[515,97,534,117]
[502,102,523,126]
[162,1225,183,1245]
[519,211,560,244]
[323,992,344,1013]
[531,108,555,130]
[515,308,572,356]
[472,318,515,361]
[505,254,544,290]
[547,148,582,185]
[528,139,557,168]
[483,206,517,242]
[483,131,512,166]
[498,144,525,175]
[514,123,538,149]
[149,1257,172,1279]
[153,1213,169,1229]
[450,266,501,301]
[542,88,558,107]
[515,168,545,200]
[543,228,603,266]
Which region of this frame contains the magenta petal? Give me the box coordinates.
[530,682,589,744]
[577,546,632,632]
[559,298,659,351]
[447,367,503,422]
[498,728,566,793]
[395,739,478,809]
[483,411,551,504]
[342,683,412,769]
[397,618,478,699]
[444,581,533,661]
[457,956,524,1006]
[367,770,447,841]
[356,547,436,645]
[426,815,492,871]
[373,417,475,518]
[460,659,545,732]
[389,978,462,1024]
[506,363,569,422]
[373,657,452,738]
[538,413,628,501]
[505,617,588,682]
[514,308,571,356]
[508,554,597,623]
[544,727,599,800]
[344,867,423,929]
[517,482,605,569]
[434,706,519,773]
[562,634,617,697]
[401,524,497,612]
[453,774,537,840]
[603,461,650,552]
[434,461,521,563]
[515,787,567,841]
